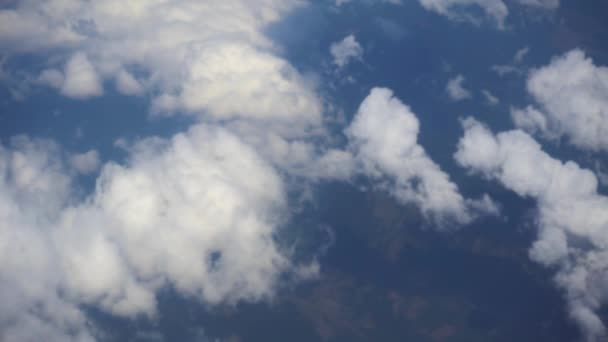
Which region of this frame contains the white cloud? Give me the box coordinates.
[481,89,499,105]
[69,150,100,175]
[446,74,472,101]
[345,88,496,226]
[512,49,608,152]
[67,124,295,311]
[330,34,363,69]
[60,52,103,99]
[456,118,608,341]
[514,46,530,63]
[151,42,321,133]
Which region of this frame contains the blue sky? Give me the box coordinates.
[1,1,608,341]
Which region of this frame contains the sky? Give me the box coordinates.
[1,0,608,341]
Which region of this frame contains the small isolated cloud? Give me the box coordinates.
[514,46,530,63]
[481,89,499,105]
[345,87,496,227]
[490,47,529,77]
[512,49,608,152]
[60,52,103,99]
[330,34,363,69]
[69,149,100,175]
[446,74,472,101]
[455,118,608,341]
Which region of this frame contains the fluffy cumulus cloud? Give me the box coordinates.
[417,0,558,27]
[446,74,472,101]
[512,49,608,152]
[456,118,608,341]
[330,34,363,69]
[345,88,497,226]
[0,124,307,341]
[84,125,293,307]
[0,0,322,135]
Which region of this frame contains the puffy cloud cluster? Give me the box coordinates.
[0,1,331,340]
[418,0,559,27]
[345,88,498,226]
[512,49,608,152]
[0,0,321,135]
[0,125,301,341]
[456,118,608,341]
